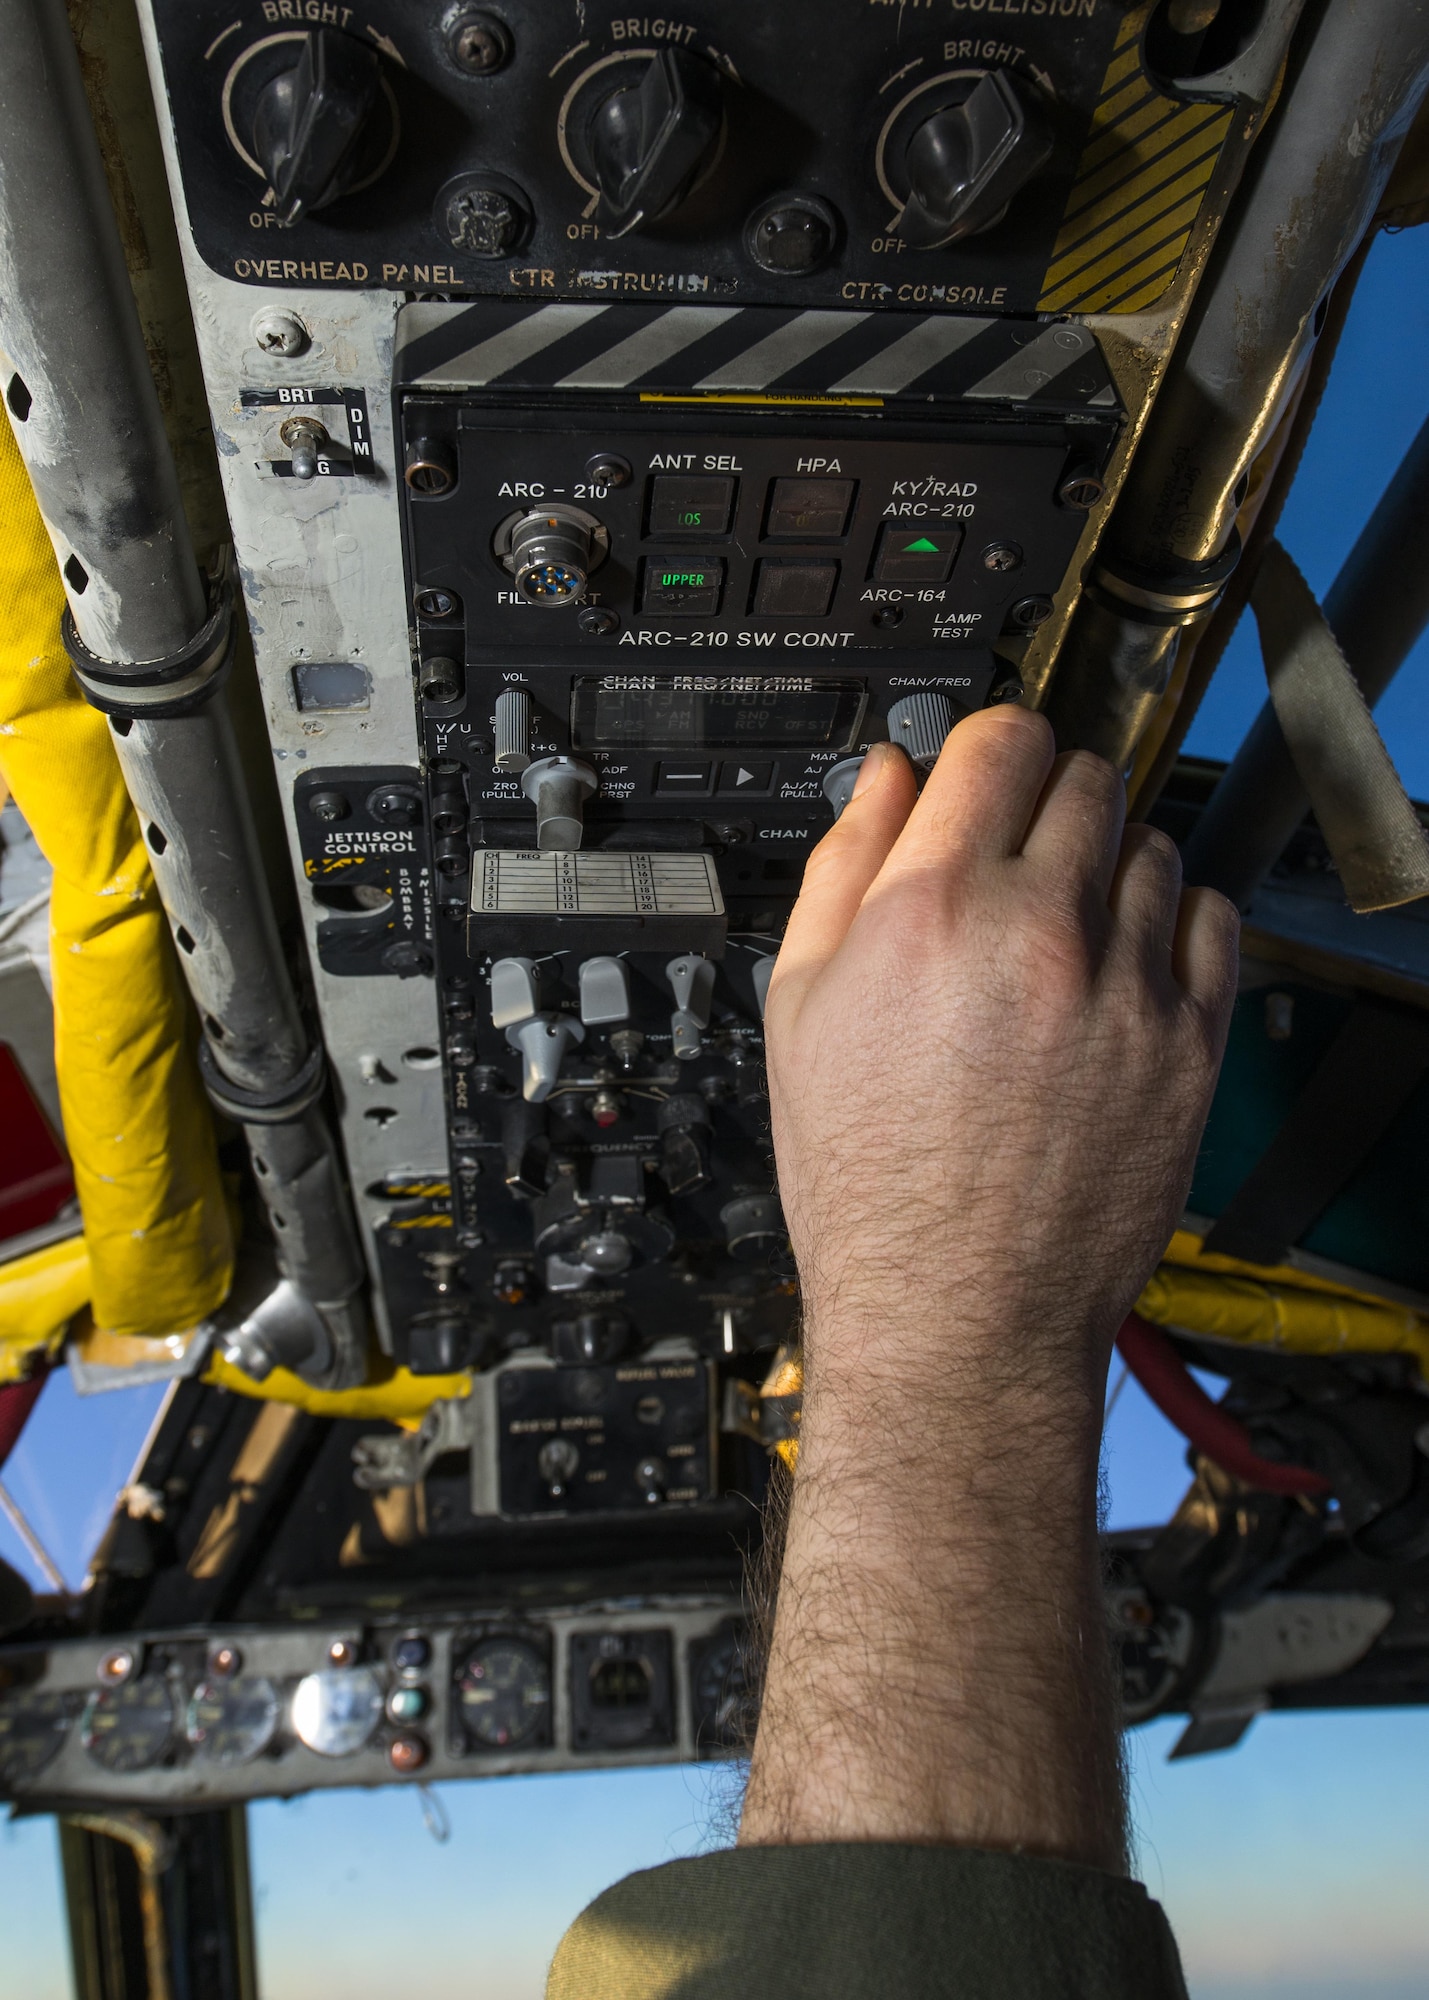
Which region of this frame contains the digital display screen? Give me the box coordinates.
[571,676,866,751]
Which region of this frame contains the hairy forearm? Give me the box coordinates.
[739,1341,1125,1872]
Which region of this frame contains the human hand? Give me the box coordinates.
[742,709,1237,1866]
[765,707,1238,1404]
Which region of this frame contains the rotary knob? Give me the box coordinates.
[588,48,723,237]
[886,693,955,770]
[894,70,1053,250]
[494,689,533,772]
[520,757,598,852]
[251,29,388,226]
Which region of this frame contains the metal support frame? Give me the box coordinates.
[1047,0,1429,769]
[60,1806,258,2000]
[0,0,367,1384]
[1183,413,1429,906]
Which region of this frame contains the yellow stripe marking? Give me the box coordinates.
[1038,6,1234,316]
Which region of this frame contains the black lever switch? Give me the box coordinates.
[895,70,1053,250]
[588,48,723,237]
[252,29,384,226]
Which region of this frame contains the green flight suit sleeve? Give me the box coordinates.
[547,1843,1189,2000]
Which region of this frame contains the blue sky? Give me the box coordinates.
[7,226,1429,2000]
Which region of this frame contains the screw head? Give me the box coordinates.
[578,605,619,636]
[382,939,434,977]
[209,1643,242,1679]
[746,194,840,275]
[583,452,631,489]
[307,788,350,822]
[1058,468,1106,510]
[415,587,458,619]
[988,679,1026,705]
[982,542,1024,573]
[449,11,511,73]
[1008,596,1054,631]
[442,181,528,256]
[251,309,309,357]
[872,604,904,629]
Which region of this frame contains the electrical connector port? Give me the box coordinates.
[493,505,610,609]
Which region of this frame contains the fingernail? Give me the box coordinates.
[851,742,895,799]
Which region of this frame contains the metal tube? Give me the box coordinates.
[1183,413,1429,906]
[1048,0,1429,767]
[0,0,366,1381]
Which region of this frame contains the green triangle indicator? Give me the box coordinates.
[903,536,940,552]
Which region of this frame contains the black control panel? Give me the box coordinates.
[278,299,1122,1382]
[148,0,1234,316]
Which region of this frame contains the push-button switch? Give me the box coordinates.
[751,560,839,617]
[870,521,963,584]
[640,557,725,615]
[766,478,856,538]
[648,475,735,536]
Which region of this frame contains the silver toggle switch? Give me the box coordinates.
[493,689,533,773]
[666,954,716,1061]
[579,955,631,1025]
[751,955,776,1019]
[489,956,540,1029]
[505,1014,585,1102]
[520,756,598,852]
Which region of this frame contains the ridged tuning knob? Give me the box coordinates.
[494,689,532,772]
[886,692,955,770]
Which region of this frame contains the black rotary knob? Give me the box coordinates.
[894,70,1053,250]
[587,47,723,237]
[252,29,388,226]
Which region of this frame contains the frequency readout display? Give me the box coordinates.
[571,677,866,751]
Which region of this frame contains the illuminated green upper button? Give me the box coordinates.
[641,557,725,616]
[871,521,963,585]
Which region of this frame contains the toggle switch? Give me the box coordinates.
[279,415,328,480]
[579,956,631,1025]
[666,954,716,1061]
[822,757,865,819]
[520,757,598,852]
[506,1015,585,1103]
[490,956,540,1029]
[494,689,533,773]
[751,956,776,1018]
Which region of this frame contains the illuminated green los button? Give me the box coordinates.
[871,520,963,585]
[641,557,725,617]
[648,474,735,535]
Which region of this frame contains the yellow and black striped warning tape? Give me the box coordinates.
[1039,7,1234,315]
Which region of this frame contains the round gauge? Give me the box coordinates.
[291,1667,383,1757]
[185,1677,281,1765]
[80,1678,177,1773]
[457,1638,550,1750]
[692,1626,754,1753]
[1113,1592,1199,1723]
[0,1689,75,1785]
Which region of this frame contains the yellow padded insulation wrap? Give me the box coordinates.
[205,1351,471,1424]
[1141,1229,1429,1382]
[0,414,233,1348]
[0,1237,90,1383]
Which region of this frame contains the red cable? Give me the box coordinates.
[1115,1313,1331,1498]
[0,1367,48,1475]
